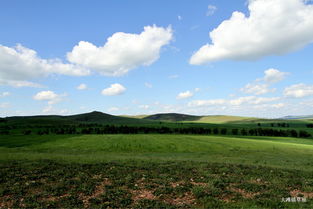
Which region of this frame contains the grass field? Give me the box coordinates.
[1,133,313,208]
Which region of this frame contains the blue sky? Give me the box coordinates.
[1,0,313,118]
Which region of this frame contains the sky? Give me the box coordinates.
[1,0,313,118]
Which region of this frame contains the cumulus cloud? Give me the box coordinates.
[264,68,289,83]
[0,44,90,87]
[42,105,69,115]
[101,83,126,96]
[0,92,10,97]
[284,83,313,98]
[231,96,279,105]
[67,25,173,76]
[271,103,285,108]
[190,0,313,64]
[241,68,288,95]
[206,5,217,16]
[77,83,87,90]
[33,90,65,104]
[176,91,194,100]
[241,83,275,95]
[189,96,279,107]
[188,99,226,107]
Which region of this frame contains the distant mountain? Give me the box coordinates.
[143,113,256,123]
[3,111,155,125]
[5,111,307,126]
[66,111,122,123]
[144,113,202,122]
[280,115,313,120]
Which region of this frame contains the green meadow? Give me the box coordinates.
[1,134,313,170]
[1,112,313,208]
[1,134,313,208]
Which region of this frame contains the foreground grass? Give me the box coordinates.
[1,134,313,208]
[1,134,313,170]
[0,160,312,208]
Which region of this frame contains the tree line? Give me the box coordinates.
[13,125,312,139]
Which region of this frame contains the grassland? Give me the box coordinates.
[0,134,313,170]
[1,112,313,208]
[1,134,313,208]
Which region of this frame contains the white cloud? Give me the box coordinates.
[284,83,313,98]
[206,5,217,16]
[33,90,65,104]
[42,105,53,113]
[0,44,89,87]
[229,96,279,106]
[1,80,44,88]
[67,25,173,76]
[144,82,152,88]
[139,105,150,109]
[177,90,194,100]
[190,0,313,64]
[189,96,279,107]
[194,88,200,92]
[101,83,126,96]
[241,83,275,95]
[0,92,10,97]
[264,68,289,83]
[188,99,226,107]
[77,83,87,90]
[271,103,285,108]
[42,105,69,115]
[241,68,288,95]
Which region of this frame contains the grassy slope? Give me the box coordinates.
[188,115,256,124]
[1,134,313,171]
[3,111,157,126]
[144,113,202,122]
[142,113,257,123]
[1,134,313,208]
[1,113,313,208]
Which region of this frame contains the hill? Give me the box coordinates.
[143,113,257,124]
[188,115,257,124]
[280,115,313,120]
[2,111,154,125]
[144,113,201,122]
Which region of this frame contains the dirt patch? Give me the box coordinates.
[290,189,313,198]
[164,192,195,206]
[230,187,259,199]
[131,189,156,201]
[170,181,185,188]
[249,178,267,185]
[191,181,209,187]
[41,193,70,202]
[80,178,111,207]
[221,194,235,203]
[0,195,14,208]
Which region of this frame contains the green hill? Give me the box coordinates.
[189,115,257,124]
[143,113,257,124]
[3,111,154,125]
[144,113,202,122]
